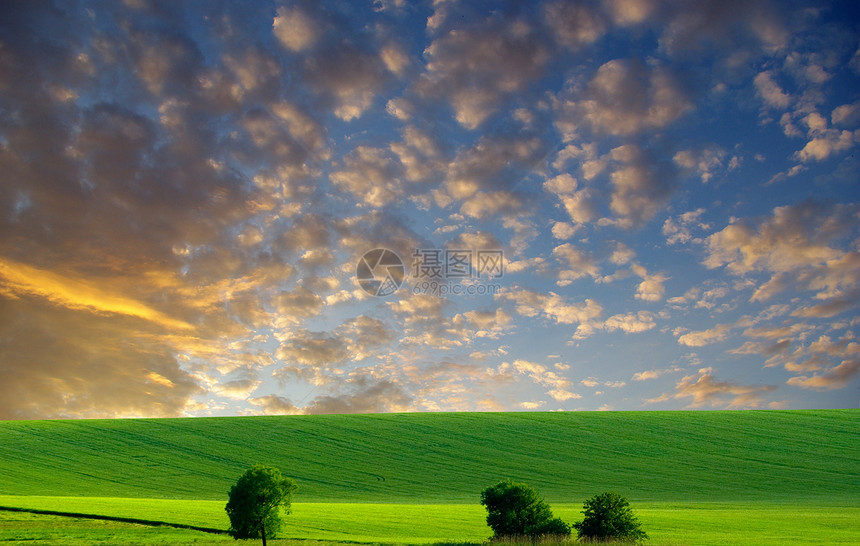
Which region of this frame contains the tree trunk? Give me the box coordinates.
[261,523,267,546]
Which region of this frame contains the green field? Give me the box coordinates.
[0,410,858,544]
[1,497,859,545]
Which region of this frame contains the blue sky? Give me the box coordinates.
[0,0,858,419]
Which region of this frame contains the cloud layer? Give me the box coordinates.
[0,0,858,418]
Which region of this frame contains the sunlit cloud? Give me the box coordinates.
[786,360,860,391]
[500,359,581,403]
[273,6,319,52]
[648,368,777,409]
[0,258,192,331]
[556,59,691,137]
[417,13,549,129]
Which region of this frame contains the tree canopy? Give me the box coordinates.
[225,464,298,545]
[573,491,647,541]
[480,480,570,538]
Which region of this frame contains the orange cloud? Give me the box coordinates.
[786,360,860,391]
[146,371,176,388]
[0,258,192,331]
[652,368,777,409]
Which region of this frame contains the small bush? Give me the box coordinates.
[480,480,571,539]
[537,516,572,537]
[573,492,647,542]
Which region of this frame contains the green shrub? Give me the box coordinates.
[480,480,571,539]
[573,491,647,542]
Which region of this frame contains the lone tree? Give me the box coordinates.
[225,464,298,545]
[573,491,647,542]
[480,480,570,539]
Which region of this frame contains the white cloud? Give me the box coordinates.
[609,242,636,265]
[305,375,413,414]
[754,71,791,109]
[559,190,598,224]
[704,201,860,301]
[632,368,670,381]
[276,330,349,367]
[603,311,657,333]
[655,368,777,408]
[497,287,602,326]
[418,15,549,129]
[501,359,580,403]
[386,97,414,120]
[674,147,733,183]
[795,130,855,162]
[663,208,708,245]
[695,285,730,310]
[608,0,656,25]
[737,331,860,390]
[832,101,860,127]
[223,48,280,95]
[459,308,513,339]
[676,323,733,347]
[460,190,523,219]
[276,287,324,320]
[657,0,787,55]
[381,43,409,76]
[438,134,545,208]
[553,243,600,286]
[606,144,677,227]
[248,394,301,415]
[273,7,319,52]
[558,59,691,136]
[271,101,328,155]
[543,1,607,50]
[632,264,668,302]
[211,366,263,401]
[786,359,860,390]
[330,146,404,207]
[304,44,390,121]
[275,315,393,369]
[547,389,581,402]
[551,221,579,240]
[543,173,578,195]
[390,126,444,182]
[792,299,857,319]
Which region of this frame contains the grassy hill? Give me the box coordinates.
[0,410,857,503]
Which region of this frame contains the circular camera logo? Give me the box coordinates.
[356,248,405,297]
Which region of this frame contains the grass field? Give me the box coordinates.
[1,410,857,502]
[1,498,859,545]
[0,510,234,546]
[0,410,857,544]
